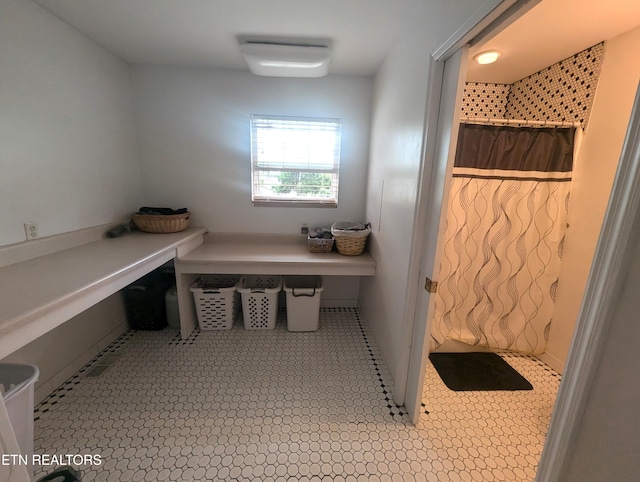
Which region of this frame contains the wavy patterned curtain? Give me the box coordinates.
[431,124,575,355]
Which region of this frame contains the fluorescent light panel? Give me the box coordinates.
[240,43,331,77]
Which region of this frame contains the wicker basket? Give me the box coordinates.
[308,235,334,253]
[132,212,190,233]
[333,235,368,256]
[331,222,370,256]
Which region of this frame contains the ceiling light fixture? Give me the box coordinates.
[474,50,501,65]
[240,43,331,78]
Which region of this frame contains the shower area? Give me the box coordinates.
[430,42,605,360]
[432,122,578,355]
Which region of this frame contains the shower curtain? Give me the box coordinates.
[431,123,576,355]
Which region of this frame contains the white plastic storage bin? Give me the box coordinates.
[0,363,39,479]
[237,275,282,330]
[283,276,324,331]
[190,275,240,330]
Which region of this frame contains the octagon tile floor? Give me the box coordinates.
[33,308,561,481]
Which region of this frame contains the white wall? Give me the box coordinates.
[560,184,640,481]
[0,0,141,406]
[131,66,372,234]
[360,29,434,395]
[544,26,640,372]
[359,0,499,394]
[0,0,142,247]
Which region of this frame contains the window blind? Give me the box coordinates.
[250,115,341,206]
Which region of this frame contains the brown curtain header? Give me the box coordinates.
[454,124,575,173]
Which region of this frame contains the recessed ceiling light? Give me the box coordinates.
[474,50,501,65]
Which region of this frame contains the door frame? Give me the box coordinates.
[400,0,543,417]
[403,1,640,480]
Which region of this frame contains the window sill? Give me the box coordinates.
[252,200,338,208]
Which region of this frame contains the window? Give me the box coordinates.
[250,114,341,207]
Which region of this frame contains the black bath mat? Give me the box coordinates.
[429,352,533,391]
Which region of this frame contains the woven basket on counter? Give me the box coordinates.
[308,236,334,254]
[131,212,190,233]
[331,222,370,256]
[333,235,368,256]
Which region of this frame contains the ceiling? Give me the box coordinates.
[34,0,640,81]
[32,0,418,76]
[467,0,640,84]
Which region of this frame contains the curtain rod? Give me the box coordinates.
[460,117,582,128]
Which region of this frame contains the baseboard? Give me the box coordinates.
[537,351,565,374]
[320,299,359,308]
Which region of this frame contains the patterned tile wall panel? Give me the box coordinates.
[462,43,605,129]
[461,83,510,119]
[505,42,605,127]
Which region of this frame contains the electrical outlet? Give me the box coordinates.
[24,222,38,240]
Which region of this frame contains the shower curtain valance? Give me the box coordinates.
[454,123,575,176]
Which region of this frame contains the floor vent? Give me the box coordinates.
[84,354,120,378]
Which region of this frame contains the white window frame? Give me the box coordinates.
[250,114,341,207]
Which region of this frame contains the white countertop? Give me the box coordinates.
[0,228,206,359]
[0,229,374,356]
[177,233,376,276]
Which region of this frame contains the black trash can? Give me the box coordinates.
[123,267,174,330]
